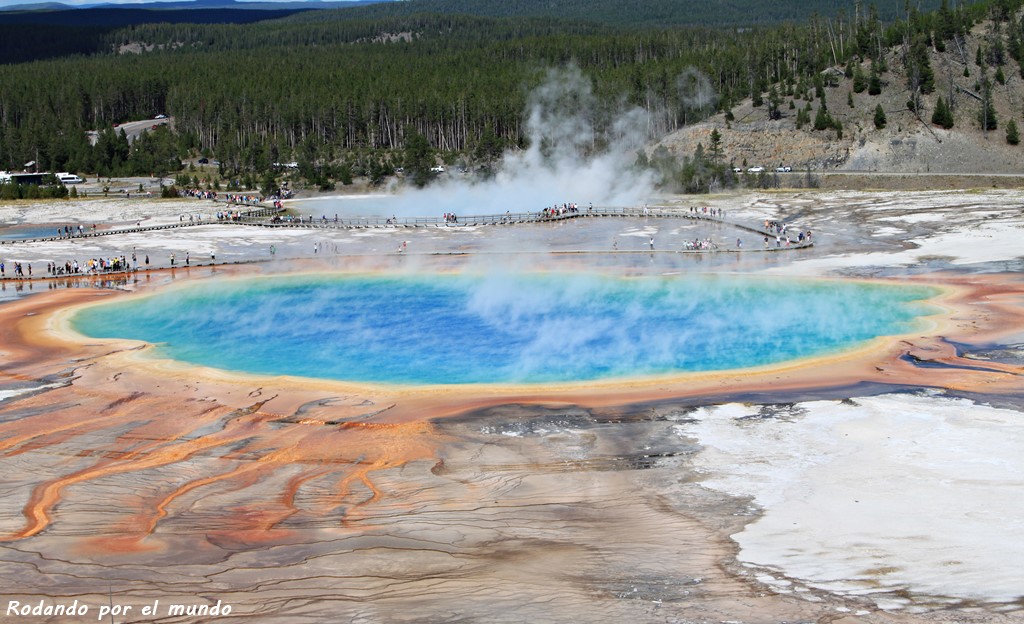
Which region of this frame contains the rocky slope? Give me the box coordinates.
[656,18,1024,175]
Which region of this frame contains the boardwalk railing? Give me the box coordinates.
[233,207,707,228]
[229,206,812,247]
[0,206,812,249]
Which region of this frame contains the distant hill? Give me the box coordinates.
[83,0,390,10]
[0,5,311,26]
[0,2,71,9]
[0,2,328,62]
[0,0,389,14]
[328,0,953,28]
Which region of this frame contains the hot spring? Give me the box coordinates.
[72,274,939,385]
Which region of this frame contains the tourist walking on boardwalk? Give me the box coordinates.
[170,253,175,266]
[649,237,655,250]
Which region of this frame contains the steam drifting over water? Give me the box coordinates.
[72,273,938,385]
[303,65,656,218]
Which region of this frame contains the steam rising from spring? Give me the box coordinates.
[338,65,656,216]
[677,67,718,116]
[72,274,939,385]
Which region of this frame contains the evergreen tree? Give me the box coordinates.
[473,126,504,165]
[814,74,826,100]
[768,85,781,119]
[709,128,723,163]
[813,99,832,131]
[795,106,809,129]
[937,0,956,42]
[931,96,954,128]
[1007,119,1020,144]
[869,64,883,95]
[403,127,434,188]
[907,37,936,94]
[978,81,998,131]
[852,64,868,93]
[874,104,888,129]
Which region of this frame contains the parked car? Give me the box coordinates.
[747,166,765,173]
[732,167,742,173]
[154,114,168,119]
[430,165,445,173]
[57,172,83,184]
[198,158,209,164]
[776,165,792,172]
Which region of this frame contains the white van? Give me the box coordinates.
[57,172,83,184]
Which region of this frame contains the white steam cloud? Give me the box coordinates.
[676,67,717,114]
[314,65,655,218]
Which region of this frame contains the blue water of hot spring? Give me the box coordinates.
[72,273,939,385]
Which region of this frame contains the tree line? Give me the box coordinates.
[0,0,1017,186]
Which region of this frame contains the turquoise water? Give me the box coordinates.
[0,225,61,240]
[72,274,938,385]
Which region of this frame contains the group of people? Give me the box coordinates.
[684,238,718,250]
[181,189,217,200]
[0,261,29,277]
[54,252,151,276]
[759,220,812,248]
[217,210,250,221]
[540,203,581,218]
[690,206,726,218]
[763,233,808,248]
[0,253,158,279]
[179,189,265,208]
[225,193,263,206]
[54,224,91,239]
[270,214,316,224]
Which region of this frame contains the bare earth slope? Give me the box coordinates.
[657,19,1024,176]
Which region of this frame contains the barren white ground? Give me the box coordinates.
[676,395,1024,611]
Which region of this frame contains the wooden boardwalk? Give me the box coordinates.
[0,206,812,251]
[231,206,813,249]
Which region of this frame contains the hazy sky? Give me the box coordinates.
[0,0,373,7]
